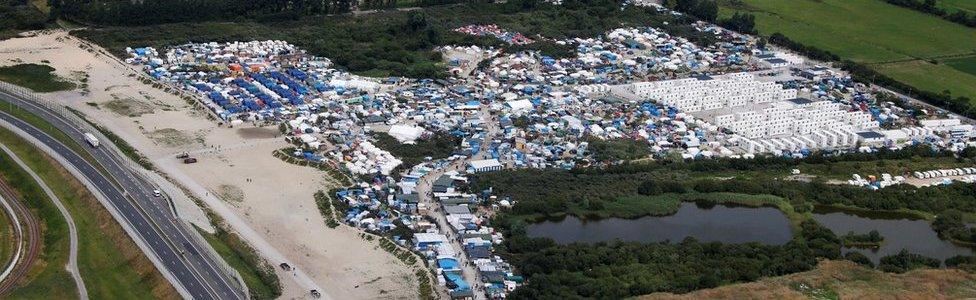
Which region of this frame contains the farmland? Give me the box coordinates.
[720,0,976,102]
[944,56,976,77]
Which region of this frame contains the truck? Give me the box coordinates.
[83,132,99,148]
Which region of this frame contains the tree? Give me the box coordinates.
[720,12,757,34]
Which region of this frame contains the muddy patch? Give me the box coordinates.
[104,94,154,117]
[236,127,279,139]
[216,184,245,203]
[147,128,194,147]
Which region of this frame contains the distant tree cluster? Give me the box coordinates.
[668,0,718,22]
[586,137,652,163]
[840,230,884,248]
[885,0,976,28]
[719,12,756,34]
[878,249,941,273]
[0,1,49,36]
[57,0,355,25]
[494,219,838,299]
[933,210,976,244]
[371,131,460,168]
[472,145,972,217]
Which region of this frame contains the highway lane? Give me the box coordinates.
[0,91,245,299]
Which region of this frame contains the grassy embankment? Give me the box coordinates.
[0,64,76,93]
[0,198,14,280]
[195,225,281,300]
[720,0,976,103]
[640,260,976,300]
[0,127,178,299]
[67,108,155,170]
[563,192,803,226]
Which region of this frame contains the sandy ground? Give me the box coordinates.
[0,30,417,299]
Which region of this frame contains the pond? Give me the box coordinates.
[812,207,974,263]
[525,202,794,245]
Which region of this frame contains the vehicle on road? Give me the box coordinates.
[153,189,162,197]
[183,157,198,164]
[83,132,99,147]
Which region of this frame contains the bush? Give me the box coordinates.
[878,250,941,273]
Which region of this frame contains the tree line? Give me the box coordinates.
[56,0,354,25]
[493,211,970,298]
[0,1,49,38]
[471,145,971,217]
[885,0,976,28]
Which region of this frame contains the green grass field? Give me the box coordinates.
[0,64,76,93]
[558,192,801,226]
[0,204,13,281]
[875,60,976,101]
[0,127,178,299]
[720,0,976,101]
[940,0,976,13]
[0,135,77,299]
[944,56,976,77]
[197,226,281,300]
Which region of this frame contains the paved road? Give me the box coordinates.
[0,90,245,299]
[0,143,88,299]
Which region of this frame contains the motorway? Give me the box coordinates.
[0,88,245,299]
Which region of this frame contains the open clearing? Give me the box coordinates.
[103,95,155,117]
[146,128,195,148]
[641,260,976,299]
[721,0,976,101]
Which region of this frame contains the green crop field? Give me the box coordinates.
[720,0,976,102]
[944,56,976,77]
[875,60,976,102]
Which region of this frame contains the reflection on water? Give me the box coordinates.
[526,202,793,245]
[812,208,973,263]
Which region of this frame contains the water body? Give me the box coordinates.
[812,207,974,263]
[525,202,793,245]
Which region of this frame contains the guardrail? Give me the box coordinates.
[0,81,248,298]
